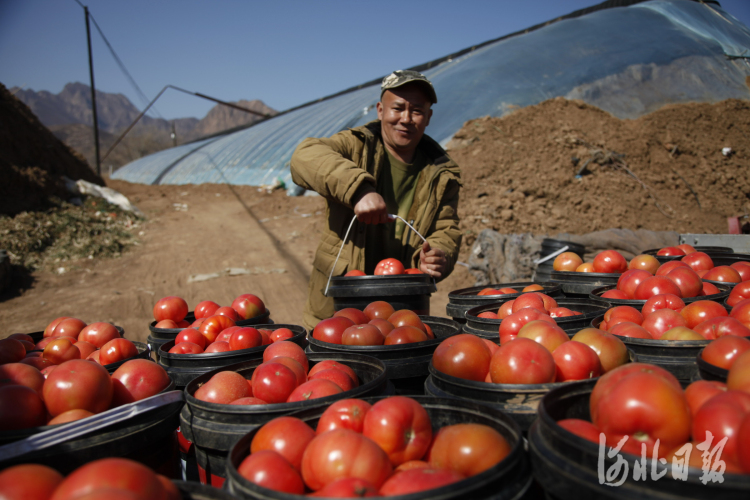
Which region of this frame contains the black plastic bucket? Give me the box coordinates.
[528,379,750,499]
[157,324,307,390]
[695,348,729,382]
[305,316,461,396]
[589,283,731,307]
[180,353,391,488]
[425,349,635,433]
[591,315,708,382]
[225,395,532,500]
[463,298,611,341]
[542,238,586,258]
[147,310,272,361]
[549,270,620,298]
[325,274,437,315]
[0,389,183,477]
[174,480,238,500]
[446,282,564,324]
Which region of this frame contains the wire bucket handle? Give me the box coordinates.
[324,214,438,296]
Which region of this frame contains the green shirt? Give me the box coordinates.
[365,149,425,273]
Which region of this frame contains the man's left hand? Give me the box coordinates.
[419,241,447,278]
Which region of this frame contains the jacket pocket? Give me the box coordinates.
[313,248,350,281]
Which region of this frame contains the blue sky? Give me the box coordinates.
[1,0,748,120]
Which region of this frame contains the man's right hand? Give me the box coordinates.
[353,185,389,224]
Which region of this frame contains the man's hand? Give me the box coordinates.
[353,185,389,224]
[419,241,447,278]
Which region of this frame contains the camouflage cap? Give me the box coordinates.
[380,70,437,104]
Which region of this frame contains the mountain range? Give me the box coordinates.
[10,82,277,171]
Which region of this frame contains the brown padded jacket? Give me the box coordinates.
[290,120,462,329]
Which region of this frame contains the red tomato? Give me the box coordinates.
[617,269,652,299]
[388,310,427,332]
[498,308,555,345]
[570,328,629,373]
[374,258,405,275]
[576,263,595,272]
[175,328,208,349]
[684,380,728,416]
[215,306,241,321]
[333,308,369,325]
[229,327,263,351]
[679,300,728,329]
[517,320,569,353]
[251,416,316,470]
[310,368,355,392]
[99,338,139,365]
[384,326,428,345]
[511,293,545,313]
[77,322,120,348]
[730,298,750,327]
[666,266,702,298]
[344,270,366,276]
[301,429,393,490]
[0,338,30,365]
[655,260,689,276]
[700,281,720,296]
[313,317,354,345]
[0,464,63,500]
[602,290,628,299]
[731,263,750,281]
[231,293,266,320]
[489,337,556,384]
[195,371,250,404]
[694,317,750,340]
[263,341,309,372]
[252,362,298,404]
[701,335,750,370]
[727,349,750,394]
[657,246,685,256]
[111,359,171,406]
[287,379,342,402]
[51,458,167,500]
[194,300,220,319]
[42,338,80,365]
[609,322,652,339]
[738,414,750,473]
[199,315,236,343]
[308,360,358,386]
[48,408,95,425]
[628,254,659,274]
[309,477,378,497]
[557,419,601,445]
[363,301,395,321]
[428,423,511,477]
[681,252,714,272]
[74,341,96,361]
[368,318,395,337]
[169,342,204,354]
[553,340,602,381]
[704,266,742,283]
[728,281,750,307]
[553,252,583,271]
[593,250,627,274]
[205,341,231,353]
[270,357,307,386]
[237,449,306,494]
[0,385,46,429]
[153,296,188,323]
[50,318,87,338]
[641,308,688,339]
[342,324,385,346]
[43,359,113,417]
[549,307,575,318]
[432,333,492,382]
[229,397,267,405]
[659,327,704,341]
[362,396,432,466]
[44,316,70,337]
[604,305,643,324]
[634,276,683,300]
[642,294,685,316]
[317,399,372,434]
[270,328,294,342]
[379,467,464,495]
[0,362,45,395]
[497,300,515,319]
[692,390,750,465]
[677,244,696,254]
[593,370,691,458]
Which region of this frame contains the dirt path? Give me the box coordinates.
[0,180,473,342]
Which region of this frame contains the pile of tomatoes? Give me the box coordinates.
[1,318,141,374]
[152,293,266,330]
[0,457,181,500]
[193,341,359,405]
[313,303,435,346]
[234,396,511,496]
[475,283,545,296]
[344,257,423,276]
[168,325,294,355]
[0,357,171,430]
[434,322,628,385]
[476,291,582,326]
[559,359,750,474]
[599,291,750,340]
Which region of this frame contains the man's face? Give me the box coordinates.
[377,84,433,161]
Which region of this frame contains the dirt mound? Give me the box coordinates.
[0,84,103,216]
[447,98,750,248]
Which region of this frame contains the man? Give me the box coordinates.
[291,70,462,330]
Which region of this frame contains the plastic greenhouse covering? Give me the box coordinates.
[112,0,750,190]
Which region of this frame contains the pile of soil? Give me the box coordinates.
[0,84,103,216]
[447,97,750,249]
